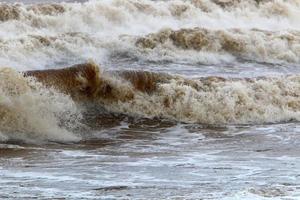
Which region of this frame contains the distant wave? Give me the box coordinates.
[134,28,300,64]
[1,27,300,68]
[1,0,299,24]
[0,0,300,68]
[0,3,65,22]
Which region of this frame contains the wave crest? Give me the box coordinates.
[30,63,299,125]
[0,3,66,22]
[0,0,300,67]
[2,63,300,140]
[98,72,300,124]
[135,28,300,63]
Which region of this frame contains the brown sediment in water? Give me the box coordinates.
[24,62,101,100]
[135,28,300,63]
[22,62,252,103]
[0,3,65,22]
[27,4,66,15]
[23,63,174,102]
[115,70,172,94]
[210,0,272,8]
[0,4,20,21]
[136,28,247,54]
[17,63,300,124]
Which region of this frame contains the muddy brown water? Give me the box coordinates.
[1,0,300,199]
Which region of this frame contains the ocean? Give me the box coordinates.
[0,0,300,199]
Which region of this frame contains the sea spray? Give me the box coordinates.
[0,67,82,143]
[24,63,300,125]
[0,0,300,68]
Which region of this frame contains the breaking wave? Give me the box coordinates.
[1,62,300,143]
[1,0,299,26]
[96,69,300,125]
[0,67,82,143]
[0,0,300,68]
[2,28,300,69]
[134,28,300,64]
[0,3,65,22]
[23,63,300,125]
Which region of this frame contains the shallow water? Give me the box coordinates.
[1,0,300,199]
[1,121,300,199]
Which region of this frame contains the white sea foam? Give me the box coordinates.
[134,28,300,64]
[0,0,300,68]
[97,72,300,124]
[0,67,82,143]
[1,0,300,141]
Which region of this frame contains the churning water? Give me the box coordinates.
[0,0,300,199]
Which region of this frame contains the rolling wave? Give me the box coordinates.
[134,28,300,64]
[0,67,82,143]
[24,63,300,125]
[0,0,299,68]
[1,0,300,143]
[1,62,300,142]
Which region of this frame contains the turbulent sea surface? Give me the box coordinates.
[1,0,300,199]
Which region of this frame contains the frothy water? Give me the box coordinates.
[0,122,300,199]
[0,67,82,143]
[0,0,300,71]
[1,0,300,199]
